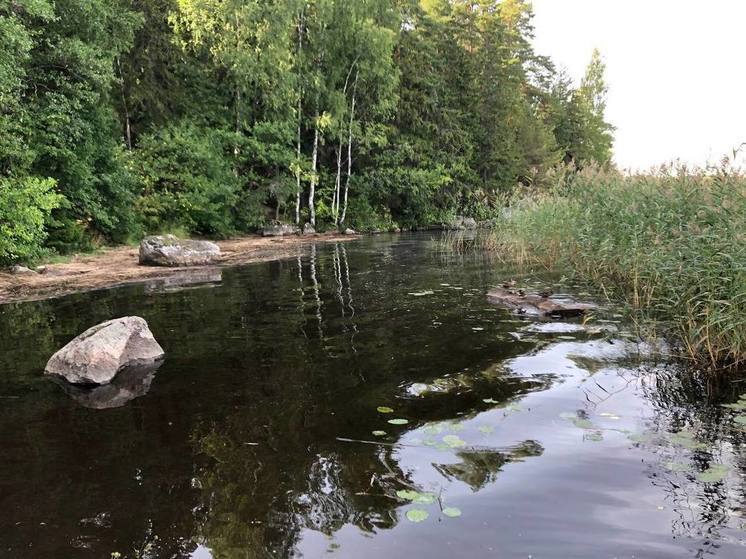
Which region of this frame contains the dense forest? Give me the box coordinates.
[0,0,613,264]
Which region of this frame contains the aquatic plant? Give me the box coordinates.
[445,164,746,372]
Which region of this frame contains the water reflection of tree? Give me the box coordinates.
[434,441,544,491]
[637,366,746,556]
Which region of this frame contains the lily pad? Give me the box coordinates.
[377,406,394,414]
[478,425,494,435]
[442,507,462,518]
[388,418,409,425]
[406,509,429,523]
[442,434,467,448]
[560,413,595,429]
[734,415,746,425]
[372,430,387,437]
[669,431,706,450]
[586,431,604,442]
[397,490,436,504]
[697,464,729,483]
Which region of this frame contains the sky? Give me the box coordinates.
[531,0,746,170]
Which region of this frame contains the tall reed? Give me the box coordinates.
[452,165,746,372]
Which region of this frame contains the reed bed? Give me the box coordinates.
[446,165,746,372]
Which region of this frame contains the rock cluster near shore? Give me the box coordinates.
[139,235,221,267]
[45,316,165,385]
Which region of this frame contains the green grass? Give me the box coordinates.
[448,165,746,372]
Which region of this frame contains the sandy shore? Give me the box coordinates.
[0,233,357,305]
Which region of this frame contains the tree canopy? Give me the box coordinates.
[0,0,614,263]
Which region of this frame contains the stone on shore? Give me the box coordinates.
[263,224,300,237]
[45,317,165,385]
[9,265,37,275]
[302,223,316,235]
[343,228,356,235]
[448,216,478,230]
[139,235,220,267]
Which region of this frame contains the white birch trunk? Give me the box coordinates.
[340,71,359,226]
[294,11,304,225]
[309,122,319,227]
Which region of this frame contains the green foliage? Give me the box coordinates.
[132,122,240,237]
[0,0,616,255]
[0,177,63,264]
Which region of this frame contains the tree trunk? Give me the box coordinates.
[309,122,319,227]
[333,141,343,225]
[294,10,305,226]
[340,71,359,226]
[116,58,132,150]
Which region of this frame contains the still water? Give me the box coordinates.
[1,234,745,558]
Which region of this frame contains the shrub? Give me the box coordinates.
[0,177,63,265]
[132,122,240,238]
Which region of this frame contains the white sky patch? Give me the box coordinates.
[531,0,746,170]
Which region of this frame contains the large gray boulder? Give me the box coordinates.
[45,317,165,385]
[447,216,477,230]
[139,235,220,267]
[263,223,300,237]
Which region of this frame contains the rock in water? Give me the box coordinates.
[139,235,220,267]
[45,317,165,385]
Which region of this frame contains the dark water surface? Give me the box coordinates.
[1,234,745,558]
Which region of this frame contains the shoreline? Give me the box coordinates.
[0,233,359,305]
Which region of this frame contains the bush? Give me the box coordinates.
[0,177,63,265]
[132,122,240,238]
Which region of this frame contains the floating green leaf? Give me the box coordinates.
[388,418,409,425]
[664,461,693,473]
[586,431,603,442]
[397,490,436,504]
[734,415,746,425]
[377,406,394,414]
[670,431,706,450]
[697,464,729,483]
[406,509,429,523]
[423,423,445,435]
[478,425,494,435]
[442,507,462,518]
[442,435,466,448]
[571,418,594,429]
[372,431,387,437]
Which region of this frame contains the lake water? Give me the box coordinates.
[1,234,745,558]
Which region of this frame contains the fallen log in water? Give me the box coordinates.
[487,287,594,318]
